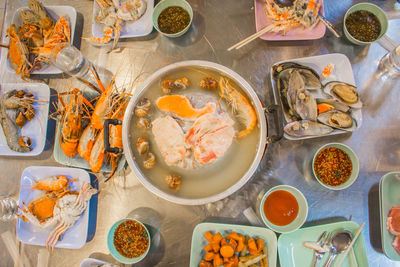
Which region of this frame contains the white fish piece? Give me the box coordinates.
[185,113,235,165]
[303,241,329,253]
[152,116,186,166]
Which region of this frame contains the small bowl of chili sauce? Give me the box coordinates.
[312,143,359,191]
[259,185,308,233]
[343,3,388,45]
[152,0,193,38]
[107,218,151,264]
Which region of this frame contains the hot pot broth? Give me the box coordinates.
[128,67,261,199]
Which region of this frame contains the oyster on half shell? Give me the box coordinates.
[324,81,362,109]
[317,110,357,131]
[284,120,333,137]
[295,89,317,121]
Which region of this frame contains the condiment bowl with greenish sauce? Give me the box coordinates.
[312,143,359,191]
[343,3,388,45]
[152,0,193,38]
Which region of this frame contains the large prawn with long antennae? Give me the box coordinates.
[218,77,258,139]
[57,88,94,157]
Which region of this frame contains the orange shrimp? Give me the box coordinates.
[32,176,69,192]
[78,124,98,161]
[89,129,105,173]
[90,68,117,130]
[58,88,94,157]
[219,77,257,139]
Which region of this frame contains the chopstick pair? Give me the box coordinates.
[337,222,365,267]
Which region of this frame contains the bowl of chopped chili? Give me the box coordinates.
[312,143,359,190]
[152,0,193,38]
[107,218,151,264]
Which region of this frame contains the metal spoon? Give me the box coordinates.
[323,231,352,267]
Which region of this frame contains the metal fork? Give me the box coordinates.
[312,232,332,267]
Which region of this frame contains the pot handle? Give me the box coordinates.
[104,119,123,154]
[264,104,284,143]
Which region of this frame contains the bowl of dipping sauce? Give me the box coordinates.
[312,143,359,190]
[107,218,151,264]
[343,3,388,45]
[152,0,193,38]
[260,185,308,233]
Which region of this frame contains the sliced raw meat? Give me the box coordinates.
[152,116,186,166]
[387,206,400,236]
[185,113,235,165]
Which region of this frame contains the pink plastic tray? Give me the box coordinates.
[254,0,326,41]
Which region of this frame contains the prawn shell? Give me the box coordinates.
[89,129,106,173]
[78,124,98,162]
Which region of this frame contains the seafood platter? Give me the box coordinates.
[190,222,277,267]
[254,0,326,40]
[122,60,281,205]
[16,166,97,249]
[270,53,362,140]
[379,172,400,261]
[0,83,49,156]
[90,0,153,48]
[5,0,76,77]
[52,69,127,178]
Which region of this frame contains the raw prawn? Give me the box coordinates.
[156,95,216,120]
[219,77,257,139]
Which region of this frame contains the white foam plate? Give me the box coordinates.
[92,0,154,39]
[6,6,77,75]
[80,258,112,267]
[16,166,92,249]
[0,83,49,156]
[270,53,363,140]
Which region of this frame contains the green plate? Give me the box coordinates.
[190,222,277,267]
[278,221,369,267]
[379,172,400,261]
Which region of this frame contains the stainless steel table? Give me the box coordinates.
[0,0,400,266]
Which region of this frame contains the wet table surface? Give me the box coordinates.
[0,0,400,266]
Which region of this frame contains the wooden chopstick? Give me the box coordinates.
[227,24,274,51]
[337,222,365,267]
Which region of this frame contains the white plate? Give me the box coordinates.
[80,258,113,267]
[190,222,277,267]
[92,0,154,39]
[6,6,77,75]
[16,166,92,249]
[0,83,49,156]
[270,53,362,140]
